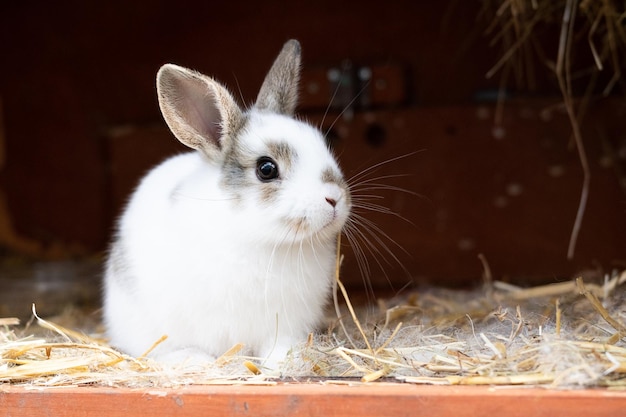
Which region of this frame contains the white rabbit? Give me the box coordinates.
[103,40,351,368]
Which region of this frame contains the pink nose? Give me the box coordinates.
[325,197,337,207]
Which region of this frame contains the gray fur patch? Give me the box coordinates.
[257,142,296,204]
[259,182,281,204]
[280,215,310,235]
[267,142,295,173]
[219,122,254,203]
[321,168,343,185]
[220,137,299,206]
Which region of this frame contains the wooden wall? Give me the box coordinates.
[0,1,624,288]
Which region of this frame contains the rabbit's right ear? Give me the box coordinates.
[255,39,301,116]
[156,64,244,160]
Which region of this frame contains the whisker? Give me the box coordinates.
[336,150,424,300]
[296,239,311,324]
[343,220,398,290]
[351,184,423,199]
[347,151,424,185]
[346,216,413,291]
[352,204,416,227]
[231,72,249,109]
[352,202,401,216]
[320,69,344,131]
[351,194,386,201]
[350,175,415,189]
[349,213,410,259]
[324,81,371,140]
[343,226,372,277]
[342,226,375,300]
[347,173,413,187]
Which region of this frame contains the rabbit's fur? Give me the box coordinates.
[104,40,351,367]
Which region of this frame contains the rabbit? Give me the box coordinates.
[103,39,351,368]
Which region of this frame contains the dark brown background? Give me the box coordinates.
[1,1,624,291]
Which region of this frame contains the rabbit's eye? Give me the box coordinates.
[256,157,279,182]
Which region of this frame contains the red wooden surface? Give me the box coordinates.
[1,384,625,417]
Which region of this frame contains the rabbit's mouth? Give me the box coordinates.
[283,211,347,240]
[318,208,351,237]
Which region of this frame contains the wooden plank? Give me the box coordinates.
[106,100,626,289]
[1,384,625,417]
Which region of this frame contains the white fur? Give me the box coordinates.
[105,40,350,368]
[104,110,349,367]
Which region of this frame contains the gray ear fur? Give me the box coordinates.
[255,39,301,115]
[156,64,244,159]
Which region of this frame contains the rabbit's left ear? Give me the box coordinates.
[255,39,301,116]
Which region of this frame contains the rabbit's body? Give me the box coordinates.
[104,41,351,366]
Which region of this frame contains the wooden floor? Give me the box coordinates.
[2,383,626,417]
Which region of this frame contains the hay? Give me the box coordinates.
[1,264,625,389]
[0,305,278,388]
[480,0,626,259]
[297,268,626,388]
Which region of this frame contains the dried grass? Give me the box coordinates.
[2,242,625,389]
[480,0,626,259]
[0,311,278,388]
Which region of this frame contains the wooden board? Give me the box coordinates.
[1,384,625,417]
[106,100,626,288]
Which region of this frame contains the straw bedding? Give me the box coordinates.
[1,268,624,389]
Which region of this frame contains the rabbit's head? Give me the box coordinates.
[156,40,350,244]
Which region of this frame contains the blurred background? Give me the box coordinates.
[0,1,624,319]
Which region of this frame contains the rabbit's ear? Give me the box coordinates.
[156,64,244,159]
[255,39,301,116]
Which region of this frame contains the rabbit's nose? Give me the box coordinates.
[325,197,337,208]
